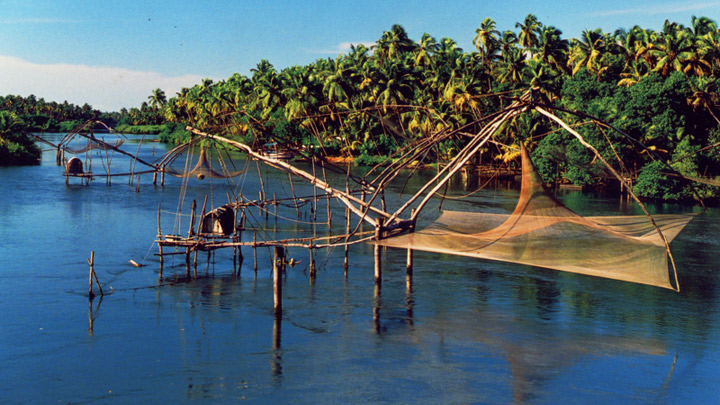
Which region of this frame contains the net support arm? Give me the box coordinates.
[535,106,680,292]
[186,127,394,228]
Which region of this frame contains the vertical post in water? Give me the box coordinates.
[374,217,384,287]
[309,244,316,283]
[322,164,331,227]
[344,207,350,277]
[253,231,258,274]
[312,158,318,221]
[288,173,300,217]
[157,203,164,273]
[273,193,277,222]
[87,251,103,298]
[406,208,415,288]
[273,246,283,317]
[88,251,95,299]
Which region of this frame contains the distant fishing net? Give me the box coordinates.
[377,146,696,289]
[160,145,246,179]
[62,137,125,154]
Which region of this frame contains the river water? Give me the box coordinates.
[1,134,718,403]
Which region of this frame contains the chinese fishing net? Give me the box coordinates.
[160,144,246,179]
[376,145,696,289]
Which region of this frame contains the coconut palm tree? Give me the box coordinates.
[148,88,167,110]
[473,17,500,67]
[647,20,694,76]
[569,29,609,75]
[516,14,542,52]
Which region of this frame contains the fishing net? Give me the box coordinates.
[62,138,125,154]
[162,147,246,179]
[377,146,696,289]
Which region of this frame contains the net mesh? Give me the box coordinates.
[164,148,246,179]
[377,145,696,289]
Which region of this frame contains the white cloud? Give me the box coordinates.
[591,1,720,17]
[0,55,206,111]
[310,41,375,55]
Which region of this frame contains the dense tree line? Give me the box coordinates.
[0,94,105,133]
[4,15,720,200]
[140,15,720,200]
[0,95,109,165]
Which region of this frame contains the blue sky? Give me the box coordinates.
[1,0,719,111]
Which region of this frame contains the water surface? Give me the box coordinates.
[1,135,718,403]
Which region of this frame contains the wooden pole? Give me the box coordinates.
[407,208,415,280]
[344,207,350,277]
[312,158,318,221]
[88,251,95,299]
[186,128,383,228]
[374,217,384,286]
[88,251,103,297]
[253,231,258,273]
[273,246,283,316]
[273,192,278,221]
[323,164,331,226]
[157,203,164,273]
[288,173,300,217]
[309,244,316,283]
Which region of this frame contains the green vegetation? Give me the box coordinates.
[0,111,40,165]
[5,15,720,202]
[125,16,719,201]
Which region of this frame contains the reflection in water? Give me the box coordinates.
[271,316,283,386]
[87,296,102,335]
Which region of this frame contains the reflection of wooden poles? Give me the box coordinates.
[87,251,104,298]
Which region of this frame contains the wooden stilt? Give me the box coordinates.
[273,246,283,316]
[322,165,331,226]
[407,208,415,280]
[312,158,318,221]
[87,251,103,297]
[344,213,350,276]
[253,232,258,273]
[309,244,316,283]
[374,217,384,286]
[157,203,164,274]
[288,173,300,217]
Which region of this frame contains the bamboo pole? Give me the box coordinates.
[157,203,164,272]
[312,158,318,221]
[87,251,104,297]
[309,244,316,283]
[288,173,300,217]
[253,232,258,273]
[186,128,384,227]
[344,207,350,276]
[374,217,384,286]
[273,246,283,316]
[536,106,682,292]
